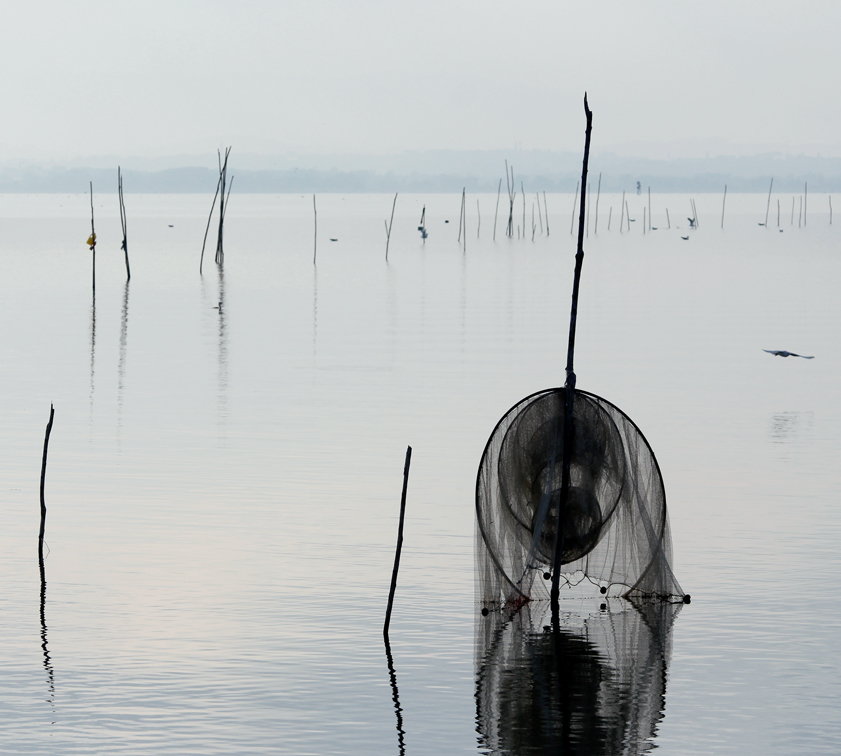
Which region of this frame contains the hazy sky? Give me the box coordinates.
[2,1,839,164]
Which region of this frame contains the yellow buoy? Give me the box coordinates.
[86,233,96,246]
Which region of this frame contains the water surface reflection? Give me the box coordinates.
[475,599,681,756]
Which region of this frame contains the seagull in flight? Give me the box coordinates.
[764,349,814,359]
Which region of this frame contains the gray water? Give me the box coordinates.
[0,191,839,754]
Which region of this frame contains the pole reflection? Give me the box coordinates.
[38,545,55,715]
[89,288,96,422]
[117,279,130,432]
[383,634,406,756]
[475,599,681,756]
[216,262,228,423]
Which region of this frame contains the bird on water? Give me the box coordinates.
[763,350,814,359]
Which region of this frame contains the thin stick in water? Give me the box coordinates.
[619,190,625,233]
[666,207,671,229]
[536,193,543,234]
[607,206,612,231]
[765,178,773,227]
[384,445,412,636]
[570,181,579,235]
[721,184,727,229]
[118,167,130,279]
[38,404,55,559]
[543,191,550,236]
[89,182,96,292]
[551,93,592,610]
[200,175,222,275]
[493,179,501,241]
[594,173,601,234]
[586,180,591,237]
[385,192,398,261]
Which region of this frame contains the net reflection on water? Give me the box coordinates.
[475,599,681,756]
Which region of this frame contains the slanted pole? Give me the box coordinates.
[384,446,412,636]
[38,405,55,562]
[89,182,96,292]
[551,94,593,611]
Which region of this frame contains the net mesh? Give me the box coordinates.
[476,387,684,608]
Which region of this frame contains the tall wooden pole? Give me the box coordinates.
[384,446,412,636]
[38,405,55,561]
[551,94,592,610]
[89,183,96,292]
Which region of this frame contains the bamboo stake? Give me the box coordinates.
[543,191,550,236]
[118,167,130,280]
[619,190,625,233]
[666,207,671,229]
[505,162,515,238]
[215,147,231,264]
[607,207,612,231]
[38,405,55,561]
[625,199,630,231]
[536,192,543,234]
[586,180,591,237]
[765,178,773,227]
[384,446,412,636]
[721,184,727,229]
[570,181,579,235]
[552,93,592,611]
[200,174,222,275]
[89,182,96,292]
[385,192,398,261]
[594,173,601,233]
[493,179,501,241]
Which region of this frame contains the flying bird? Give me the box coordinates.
[763,349,814,359]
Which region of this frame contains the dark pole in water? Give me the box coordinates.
[384,445,412,637]
[551,94,592,610]
[38,405,55,560]
[89,182,96,292]
[118,167,130,280]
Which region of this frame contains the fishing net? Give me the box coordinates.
[476,387,685,609]
[475,598,682,756]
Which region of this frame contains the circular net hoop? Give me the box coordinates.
[476,388,684,607]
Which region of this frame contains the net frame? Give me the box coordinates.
[476,387,685,611]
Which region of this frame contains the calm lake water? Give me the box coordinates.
[0,191,839,754]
